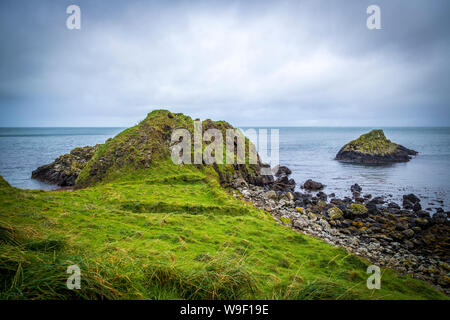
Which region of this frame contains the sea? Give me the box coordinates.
[0,127,449,211]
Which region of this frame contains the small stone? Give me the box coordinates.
[295,207,305,214]
[265,190,278,200]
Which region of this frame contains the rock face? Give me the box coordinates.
[335,129,418,164]
[31,145,100,186]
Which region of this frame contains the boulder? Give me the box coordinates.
[335,130,418,164]
[350,183,362,193]
[327,207,343,219]
[273,165,292,177]
[345,203,369,218]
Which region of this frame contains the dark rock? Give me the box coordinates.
[303,179,324,191]
[350,183,362,193]
[413,202,422,212]
[403,193,420,204]
[403,200,414,210]
[272,175,295,192]
[388,202,401,210]
[402,229,415,238]
[316,191,327,201]
[335,130,418,164]
[371,196,385,204]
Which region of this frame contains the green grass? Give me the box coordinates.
[342,129,399,155]
[0,161,447,300]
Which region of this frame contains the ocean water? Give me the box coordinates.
[0,127,449,211]
[274,127,450,211]
[0,128,124,190]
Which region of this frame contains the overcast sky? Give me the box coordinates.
[0,0,449,127]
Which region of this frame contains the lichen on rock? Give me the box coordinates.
[32,110,275,189]
[335,129,418,164]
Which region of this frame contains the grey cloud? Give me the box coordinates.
[0,0,449,126]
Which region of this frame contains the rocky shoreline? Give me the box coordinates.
[231,167,450,295]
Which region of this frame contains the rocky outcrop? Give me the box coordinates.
[335,130,418,164]
[271,165,295,192]
[31,145,100,186]
[303,179,324,190]
[232,182,450,294]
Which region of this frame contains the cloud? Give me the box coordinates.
[0,0,449,126]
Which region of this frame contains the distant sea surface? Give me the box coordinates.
[0,127,449,211]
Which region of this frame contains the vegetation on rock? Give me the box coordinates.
[335,130,418,164]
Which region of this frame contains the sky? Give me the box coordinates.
[0,0,449,127]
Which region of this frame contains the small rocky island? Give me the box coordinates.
[335,129,418,164]
[31,145,100,186]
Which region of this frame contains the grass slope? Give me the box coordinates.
[0,162,446,300]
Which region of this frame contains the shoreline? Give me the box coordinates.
[230,178,449,295]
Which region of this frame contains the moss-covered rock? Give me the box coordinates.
[327,207,343,219]
[335,130,417,164]
[74,110,273,188]
[345,203,369,218]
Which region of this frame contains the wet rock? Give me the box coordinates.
[316,191,327,201]
[265,190,278,200]
[413,202,422,212]
[350,183,362,193]
[271,166,295,192]
[303,179,324,191]
[388,202,401,210]
[274,165,292,177]
[272,175,295,192]
[403,193,420,204]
